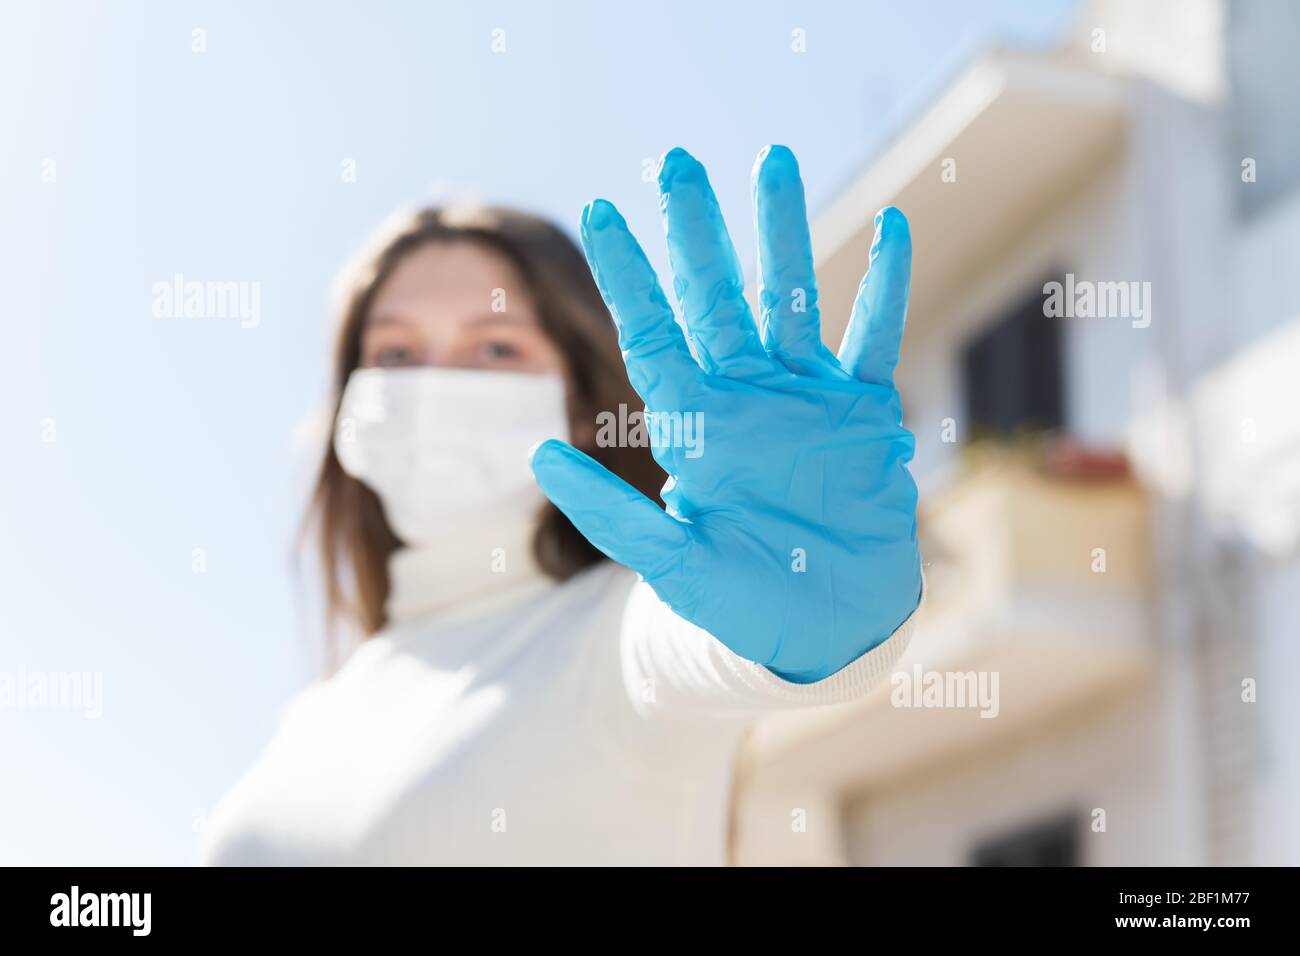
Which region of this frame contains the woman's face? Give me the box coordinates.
[360,241,567,374]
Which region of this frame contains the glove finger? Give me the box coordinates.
[530,439,690,582]
[752,145,842,378]
[836,206,912,386]
[658,147,772,379]
[580,199,699,407]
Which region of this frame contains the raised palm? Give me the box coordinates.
[531,146,921,683]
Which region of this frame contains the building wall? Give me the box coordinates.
[901,153,1151,491]
[737,0,1299,867]
[1252,555,1300,865]
[843,677,1199,865]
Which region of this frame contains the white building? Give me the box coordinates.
[733,0,1300,866]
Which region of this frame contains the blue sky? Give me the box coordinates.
[0,0,1076,864]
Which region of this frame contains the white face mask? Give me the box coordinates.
[333,367,570,546]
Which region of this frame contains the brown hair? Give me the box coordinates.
[304,205,663,648]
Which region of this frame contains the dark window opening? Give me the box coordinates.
[960,280,1066,440]
[970,812,1081,867]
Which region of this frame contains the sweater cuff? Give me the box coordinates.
[710,571,924,708]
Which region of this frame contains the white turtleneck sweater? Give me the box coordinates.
[199,515,918,866]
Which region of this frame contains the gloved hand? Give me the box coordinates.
[530,145,921,683]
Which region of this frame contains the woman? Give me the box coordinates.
[200,145,924,865]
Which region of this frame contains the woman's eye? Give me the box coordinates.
[480,341,519,362]
[375,345,419,367]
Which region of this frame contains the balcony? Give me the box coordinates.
[737,448,1157,803]
[808,51,1129,345]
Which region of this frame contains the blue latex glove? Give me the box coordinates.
[530,146,921,683]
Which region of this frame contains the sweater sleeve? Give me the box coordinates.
[618,573,922,721]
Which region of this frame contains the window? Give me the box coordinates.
[970,812,1081,867]
[1228,0,1300,219]
[960,280,1066,439]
